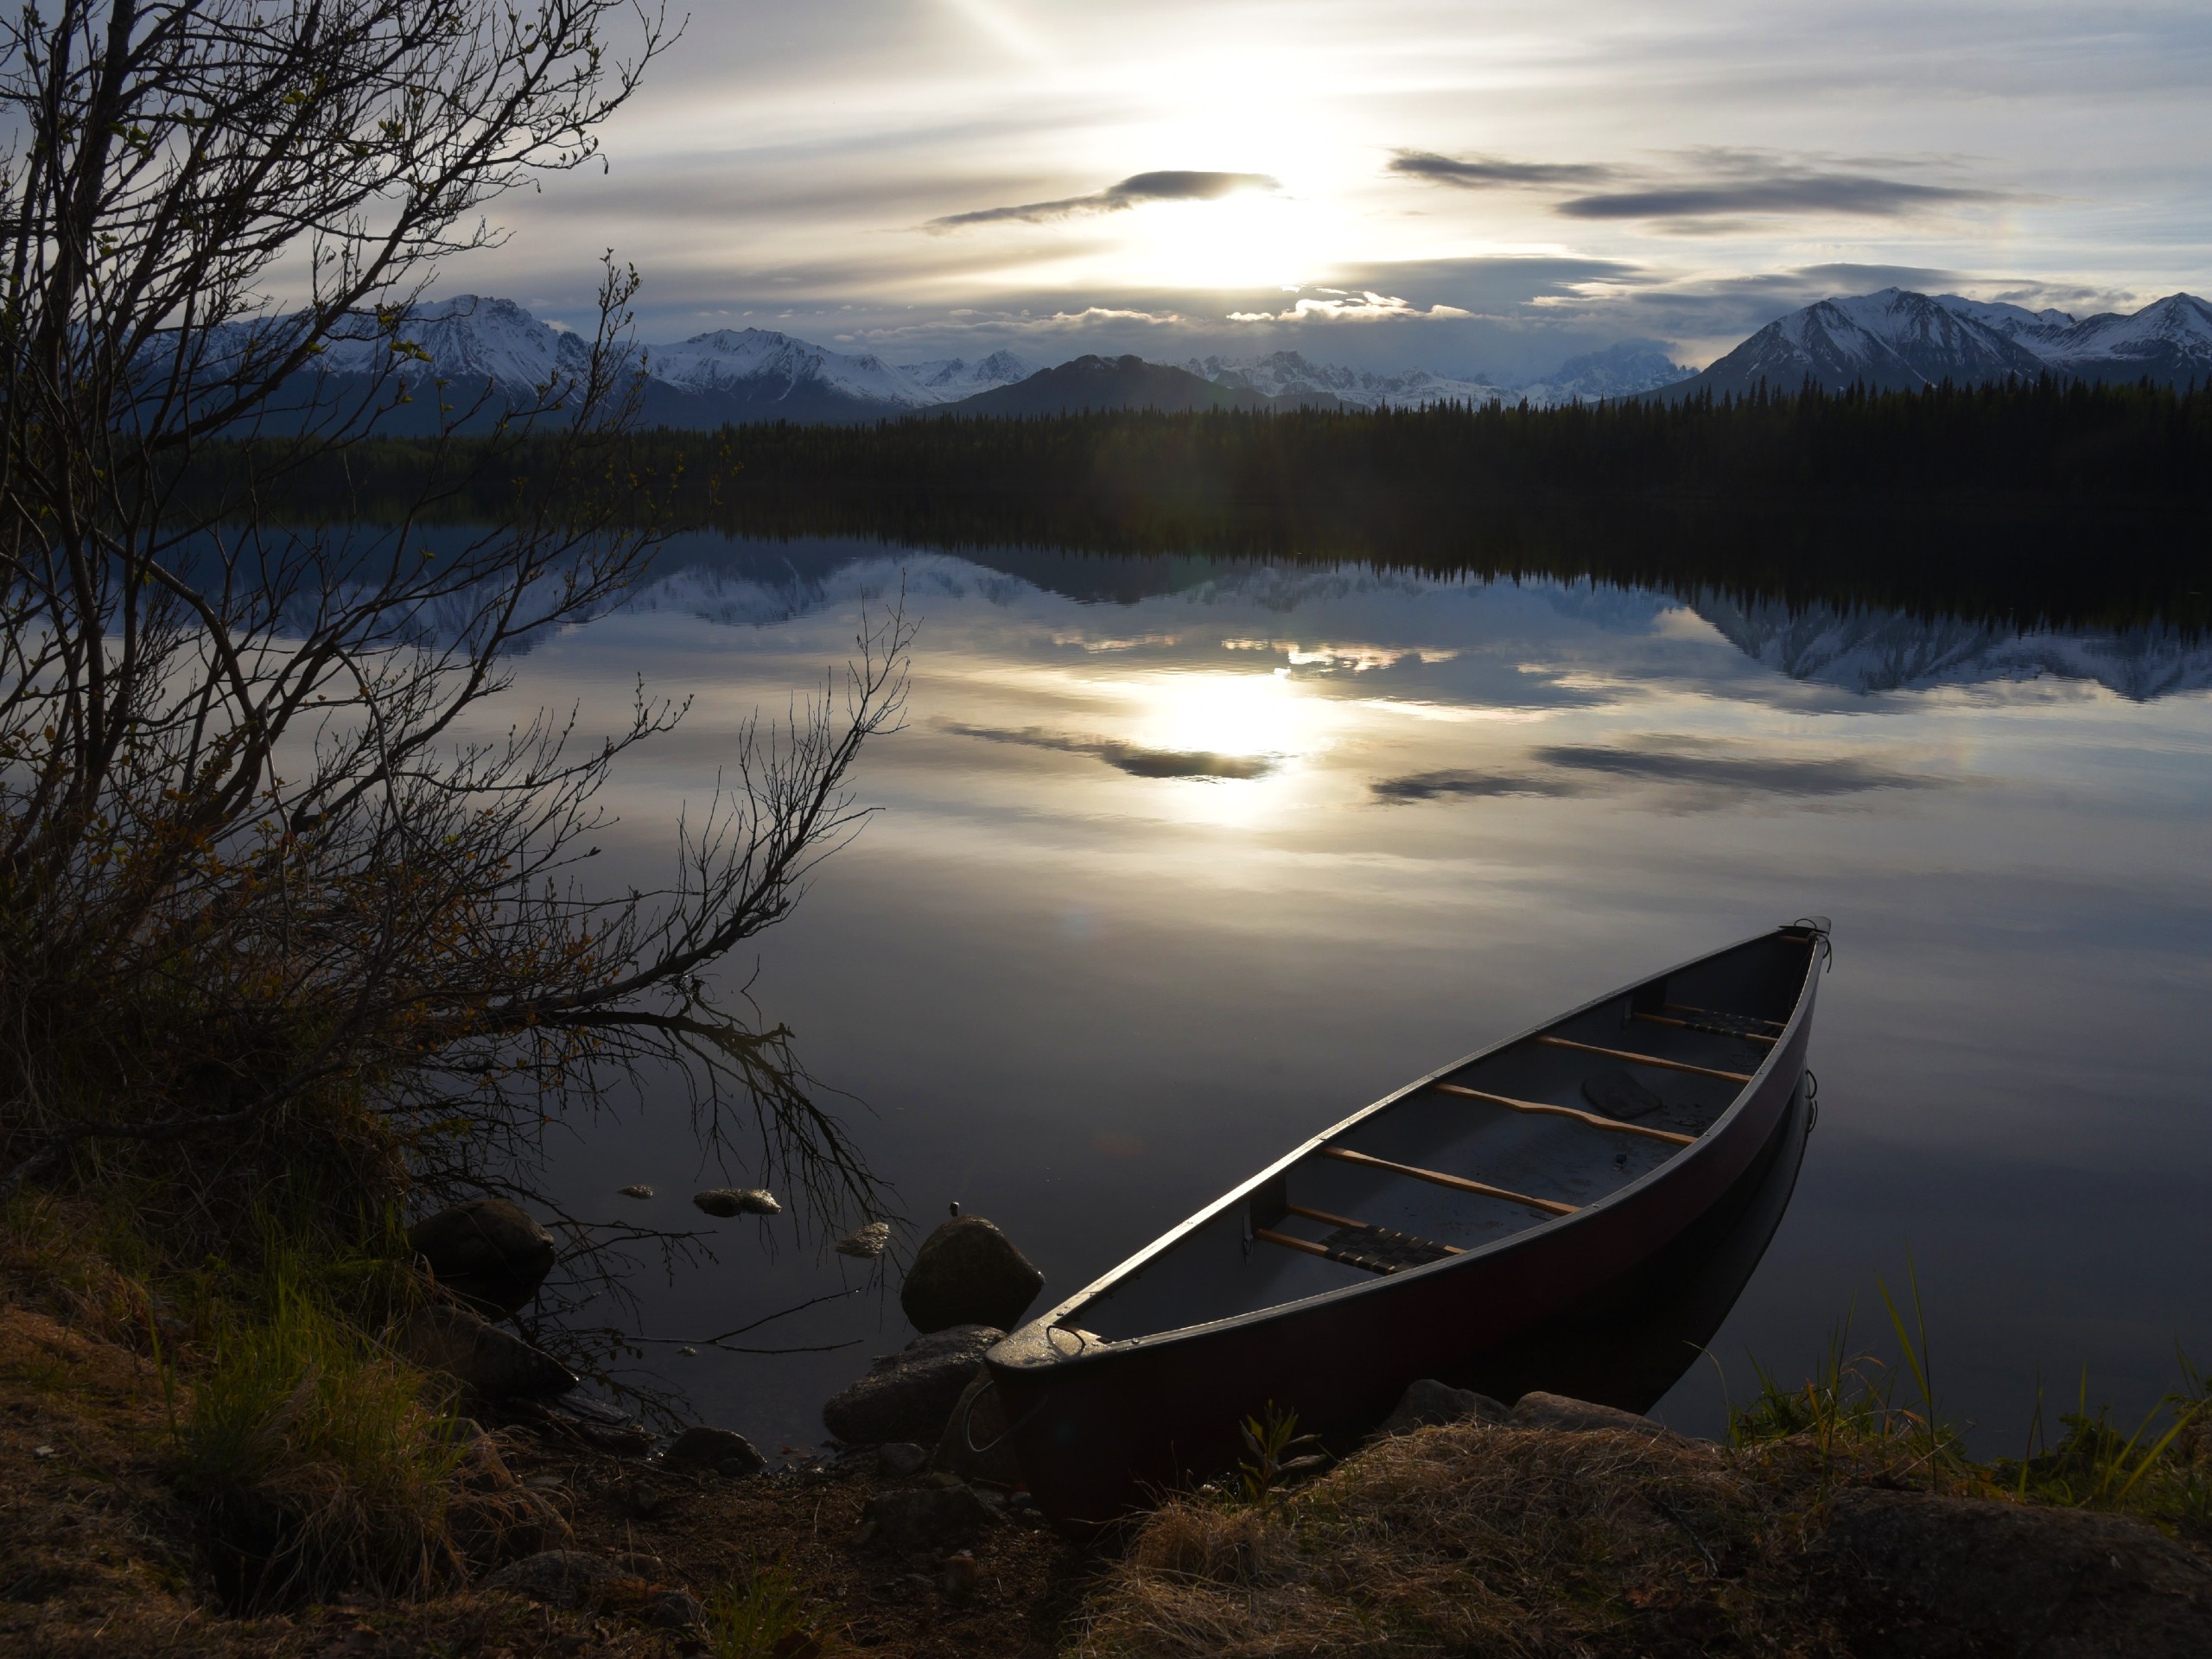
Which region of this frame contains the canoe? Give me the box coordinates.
[984,920,1830,1524]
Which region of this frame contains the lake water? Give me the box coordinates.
[518,534,2212,1459]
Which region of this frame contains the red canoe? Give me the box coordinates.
[985,921,1830,1523]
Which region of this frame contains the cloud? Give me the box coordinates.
[1372,770,1586,802]
[1558,175,1997,223]
[944,721,1279,780]
[1532,735,1938,797]
[1391,146,2003,227]
[1374,734,1943,807]
[929,170,1280,230]
[1229,289,1473,323]
[1389,152,1618,189]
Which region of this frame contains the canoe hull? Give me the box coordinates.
[987,930,1822,1525]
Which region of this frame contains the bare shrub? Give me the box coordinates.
[0,0,907,1270]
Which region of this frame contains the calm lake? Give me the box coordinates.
[519,534,2212,1458]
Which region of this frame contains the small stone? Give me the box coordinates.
[823,1325,1003,1446]
[399,1304,576,1399]
[854,1484,995,1554]
[836,1221,892,1259]
[692,1187,780,1218]
[677,1346,698,1357]
[943,1553,978,1602]
[617,1185,654,1199]
[878,1442,929,1478]
[662,1426,766,1477]
[407,1198,558,1317]
[645,1588,707,1632]
[1509,1390,1680,1440]
[31,1445,54,1460]
[899,1217,1044,1334]
[1376,1378,1510,1438]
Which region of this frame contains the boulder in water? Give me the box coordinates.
[823,1325,1001,1446]
[407,1198,557,1317]
[899,1216,1043,1334]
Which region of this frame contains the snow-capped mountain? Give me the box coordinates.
[1513,342,1698,405]
[323,296,594,391]
[1178,350,1504,410]
[1694,594,2212,702]
[1673,288,2212,397]
[899,350,1036,396]
[644,327,944,417]
[1180,342,1693,410]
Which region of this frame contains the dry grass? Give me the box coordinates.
[1074,1422,1847,1659]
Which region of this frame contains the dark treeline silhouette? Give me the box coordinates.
[221,376,2212,629]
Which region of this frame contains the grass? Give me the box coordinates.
[3,1193,555,1611]
[705,1563,813,1658]
[1725,1263,2209,1541]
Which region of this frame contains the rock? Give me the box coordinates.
[851,1483,995,1554]
[692,1187,780,1217]
[931,1372,1025,1486]
[836,1221,891,1259]
[1509,1391,1680,1440]
[1377,1378,1510,1438]
[823,1325,1003,1446]
[899,1217,1044,1334]
[1816,1487,2212,1657]
[877,1441,929,1478]
[661,1425,766,1478]
[407,1198,557,1317]
[645,1588,707,1632]
[401,1304,576,1399]
[617,1184,654,1198]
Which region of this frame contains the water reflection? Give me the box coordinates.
[1452,1082,1814,1414]
[513,535,2212,1457]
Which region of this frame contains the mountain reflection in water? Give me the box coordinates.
[506,534,2210,1458]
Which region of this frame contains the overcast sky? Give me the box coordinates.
[455,0,2212,378]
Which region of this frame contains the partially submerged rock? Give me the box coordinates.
[899,1217,1043,1334]
[836,1220,891,1258]
[400,1303,575,1399]
[660,1425,767,1478]
[822,1324,1002,1446]
[877,1441,929,1478]
[617,1184,654,1199]
[1376,1378,1509,1438]
[692,1186,781,1218]
[407,1198,557,1317]
[1508,1391,1680,1440]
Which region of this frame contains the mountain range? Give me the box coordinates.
[224,285,2212,430]
[1665,288,2212,398]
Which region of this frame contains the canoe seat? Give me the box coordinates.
[1315,1222,1458,1274]
[1675,1008,1779,1039]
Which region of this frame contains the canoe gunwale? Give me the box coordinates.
[990,924,1827,1376]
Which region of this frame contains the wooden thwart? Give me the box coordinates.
[1319,1146,1577,1217]
[1633,1010,1777,1045]
[1431,1081,1696,1147]
[1534,1033,1754,1084]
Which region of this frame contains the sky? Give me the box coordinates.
[457,1,2212,381]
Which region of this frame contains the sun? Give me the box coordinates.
[1131,667,1316,760]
